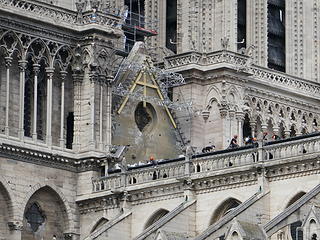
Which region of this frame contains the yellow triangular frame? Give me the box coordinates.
[117,61,177,129]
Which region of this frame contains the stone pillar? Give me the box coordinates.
[236,112,245,146]
[261,123,268,141]
[32,64,40,141]
[105,77,113,151]
[59,71,67,148]
[46,67,54,146]
[229,110,235,139]
[18,60,27,140]
[89,74,97,149]
[250,120,256,138]
[4,57,12,137]
[184,145,193,176]
[284,129,291,138]
[220,109,228,148]
[72,74,83,151]
[8,221,23,240]
[183,179,195,201]
[273,127,279,136]
[99,78,104,151]
[120,191,131,213]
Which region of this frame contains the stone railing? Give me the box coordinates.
[164,50,248,69]
[250,67,320,97]
[92,134,320,193]
[0,0,120,29]
[92,173,124,192]
[164,50,320,98]
[92,161,186,192]
[192,147,258,173]
[263,135,320,161]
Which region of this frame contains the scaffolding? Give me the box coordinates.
[112,60,192,112]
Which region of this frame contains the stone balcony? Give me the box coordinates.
[0,0,122,34]
[91,132,320,196]
[164,50,320,100]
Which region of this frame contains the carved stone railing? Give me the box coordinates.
[92,134,320,193]
[92,161,186,192]
[192,148,258,173]
[0,0,120,29]
[263,135,320,161]
[164,50,320,98]
[250,67,320,97]
[92,173,123,192]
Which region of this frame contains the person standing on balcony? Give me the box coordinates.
[229,135,239,149]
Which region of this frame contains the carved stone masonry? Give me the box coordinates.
[8,221,23,231]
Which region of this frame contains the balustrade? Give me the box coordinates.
[92,135,320,193]
[0,0,120,28]
[165,51,320,98]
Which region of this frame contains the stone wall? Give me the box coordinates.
[0,156,79,239]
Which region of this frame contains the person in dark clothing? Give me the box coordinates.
[229,135,239,149]
[244,136,253,145]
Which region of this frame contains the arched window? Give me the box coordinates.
[24,59,33,137]
[242,114,252,139]
[290,221,303,240]
[25,203,45,232]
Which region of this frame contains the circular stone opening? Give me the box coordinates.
[134,102,157,133]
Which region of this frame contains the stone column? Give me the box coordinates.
[46,67,54,146]
[229,110,235,140]
[72,74,83,151]
[99,78,104,151]
[261,123,268,141]
[273,127,279,136]
[105,77,113,151]
[18,60,27,140]
[220,109,228,148]
[59,71,67,148]
[32,64,40,141]
[284,129,291,138]
[250,120,256,138]
[236,112,245,146]
[4,57,12,137]
[8,221,23,240]
[89,74,97,149]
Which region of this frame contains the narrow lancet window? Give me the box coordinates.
[237,0,246,50]
[267,0,285,72]
[166,0,177,53]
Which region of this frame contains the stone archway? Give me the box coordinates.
[0,181,13,240]
[21,185,71,240]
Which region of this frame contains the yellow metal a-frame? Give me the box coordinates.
[117,62,177,129]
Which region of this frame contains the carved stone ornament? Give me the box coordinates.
[8,221,23,231]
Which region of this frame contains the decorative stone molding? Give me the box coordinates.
[8,221,23,231]
[165,50,320,99]
[0,0,121,30]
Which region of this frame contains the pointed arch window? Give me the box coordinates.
[25,203,45,232]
